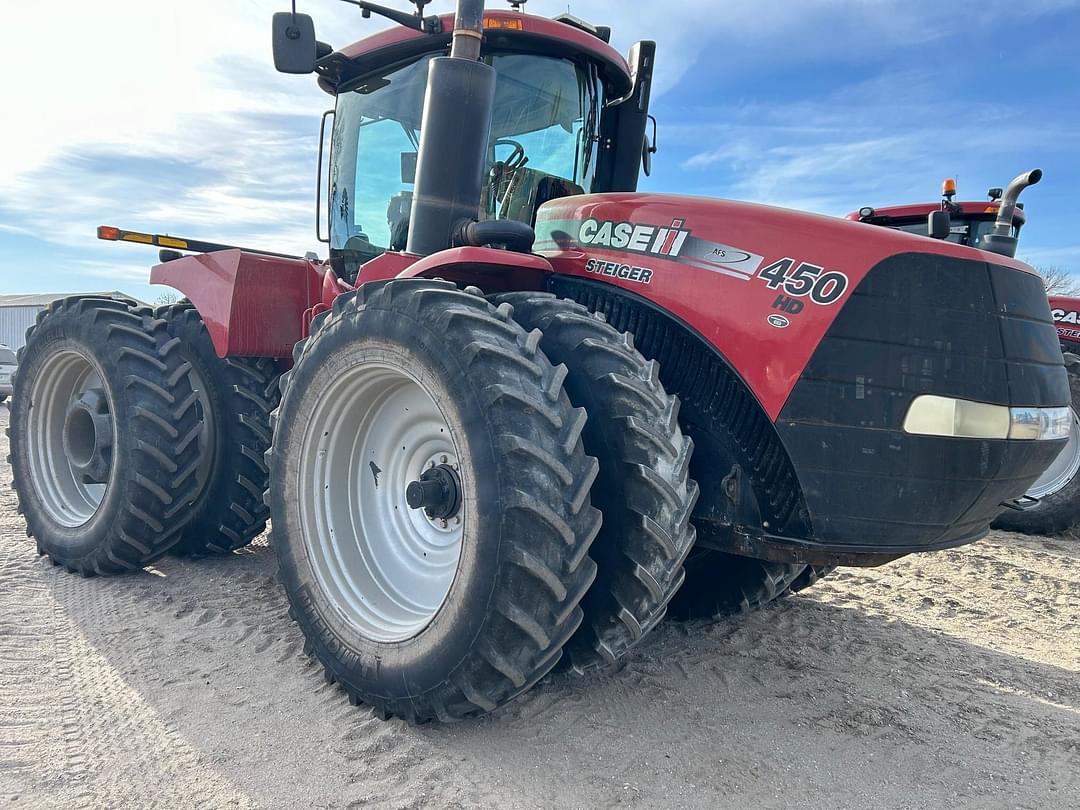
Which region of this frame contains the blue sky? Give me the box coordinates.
[1,0,1078,302]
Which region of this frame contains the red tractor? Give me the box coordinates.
[848,174,1080,535]
[8,1,1071,722]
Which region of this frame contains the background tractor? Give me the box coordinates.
[849,174,1080,536]
[8,0,1071,722]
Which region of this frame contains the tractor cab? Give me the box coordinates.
[848,174,1035,257]
[304,7,655,280]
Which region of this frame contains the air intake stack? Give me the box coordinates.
[980,168,1042,258]
[405,0,496,256]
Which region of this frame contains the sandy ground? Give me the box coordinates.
[1,406,1078,810]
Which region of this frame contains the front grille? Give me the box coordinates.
[776,252,1067,548]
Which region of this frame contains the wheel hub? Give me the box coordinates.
[63,387,113,485]
[406,463,462,520]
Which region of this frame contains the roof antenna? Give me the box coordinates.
[507,0,527,9]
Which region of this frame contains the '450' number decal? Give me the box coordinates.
[757,258,849,305]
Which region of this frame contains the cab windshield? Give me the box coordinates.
[888,216,1020,248]
[329,52,600,273]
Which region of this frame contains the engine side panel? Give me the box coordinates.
[534,192,1036,420]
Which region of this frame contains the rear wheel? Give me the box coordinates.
[8,296,201,574]
[993,354,1080,535]
[667,550,803,619]
[493,293,698,673]
[269,280,601,722]
[158,304,280,555]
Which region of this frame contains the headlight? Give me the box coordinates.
[1007,406,1072,441]
[903,396,1072,441]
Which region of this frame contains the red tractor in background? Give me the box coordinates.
[8,1,1071,723]
[848,174,1080,536]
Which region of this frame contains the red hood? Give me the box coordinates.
[533,192,1038,419]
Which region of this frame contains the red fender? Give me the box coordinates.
[357,246,552,291]
[150,250,345,359]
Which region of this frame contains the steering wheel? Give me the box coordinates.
[494,139,527,171]
[489,139,529,215]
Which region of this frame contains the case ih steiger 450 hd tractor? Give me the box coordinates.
[8,1,1073,722]
[849,173,1080,536]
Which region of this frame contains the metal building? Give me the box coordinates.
[0,293,128,351]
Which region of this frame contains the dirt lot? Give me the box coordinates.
[1,407,1077,810]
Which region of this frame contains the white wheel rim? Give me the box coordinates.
[27,350,111,527]
[298,361,464,643]
[1027,408,1080,500]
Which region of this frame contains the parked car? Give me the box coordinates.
[0,344,16,403]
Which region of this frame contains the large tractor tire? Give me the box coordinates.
[268,280,602,722]
[8,296,201,574]
[667,551,804,620]
[157,304,280,555]
[993,353,1080,535]
[493,293,698,673]
[787,565,835,594]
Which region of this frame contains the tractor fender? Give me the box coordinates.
[356,246,552,293]
[150,249,341,359]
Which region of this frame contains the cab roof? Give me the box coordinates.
[315,9,632,97]
[846,201,1027,226]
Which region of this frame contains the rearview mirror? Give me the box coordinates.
[928,210,951,240]
[273,11,317,74]
[641,114,658,177]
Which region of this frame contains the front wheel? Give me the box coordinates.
[493,293,698,674]
[268,280,602,722]
[667,550,804,619]
[993,354,1080,535]
[787,565,835,594]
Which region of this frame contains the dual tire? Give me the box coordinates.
[9,297,202,573]
[9,297,279,572]
[155,304,280,555]
[268,281,605,722]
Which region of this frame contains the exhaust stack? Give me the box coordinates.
[406,0,495,257]
[980,168,1042,258]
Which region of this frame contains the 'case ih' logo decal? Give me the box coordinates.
[576,217,767,282]
[1052,308,1080,324]
[578,218,691,257]
[1052,309,1080,342]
